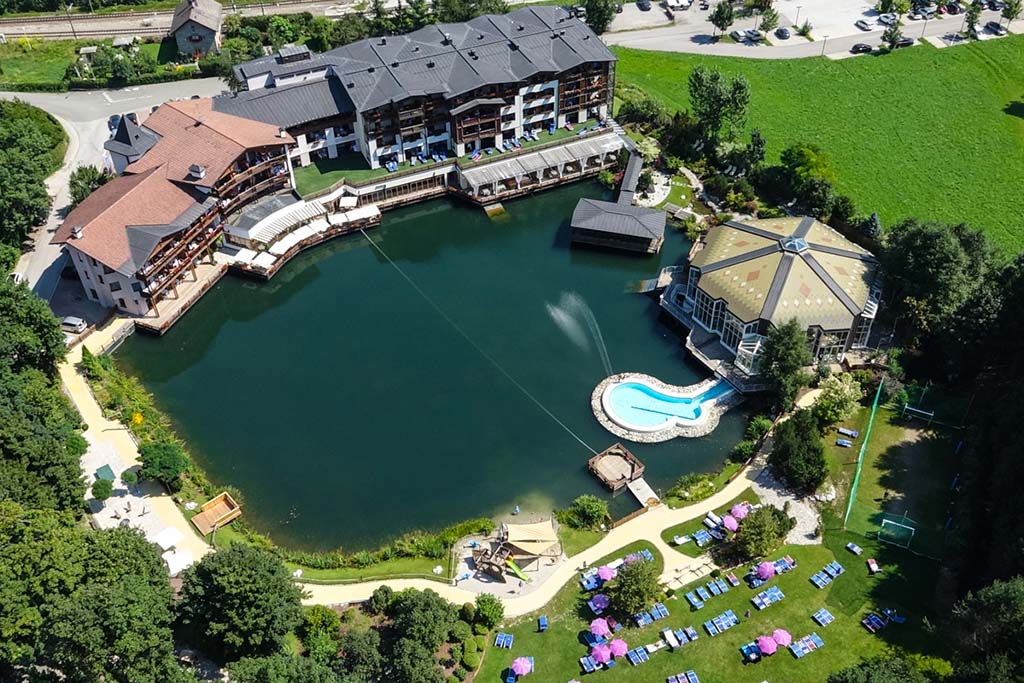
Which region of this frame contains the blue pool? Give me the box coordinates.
[606,379,734,429]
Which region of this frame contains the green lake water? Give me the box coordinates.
[115,182,746,551]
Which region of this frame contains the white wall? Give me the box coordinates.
[67,245,149,316]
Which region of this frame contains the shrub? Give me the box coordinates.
[731,440,757,463]
[462,636,478,655]
[450,620,472,643]
[448,676,461,683]
[472,622,489,636]
[366,585,393,614]
[453,668,468,682]
[121,469,138,485]
[607,558,662,614]
[475,593,504,629]
[812,373,863,427]
[746,415,773,441]
[757,205,787,219]
[92,478,113,501]
[733,176,755,201]
[474,634,487,651]
[461,651,481,671]
[459,602,476,623]
[703,174,731,200]
[138,440,189,487]
[448,642,463,664]
[555,494,609,530]
[736,504,796,558]
[851,369,876,392]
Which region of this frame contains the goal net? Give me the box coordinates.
[878,515,917,549]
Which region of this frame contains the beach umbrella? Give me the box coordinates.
[722,514,739,532]
[756,561,776,580]
[756,635,778,655]
[591,594,610,610]
[511,657,533,676]
[597,565,616,581]
[609,639,628,657]
[731,503,749,520]
[591,644,612,664]
[772,629,792,646]
[589,618,611,637]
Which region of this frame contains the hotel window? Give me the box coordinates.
[693,289,716,330]
[720,311,744,351]
[89,289,98,300]
[109,281,122,292]
[132,282,143,293]
[685,268,700,300]
[852,315,873,348]
[118,298,127,309]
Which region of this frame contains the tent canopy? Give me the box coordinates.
[502,520,558,556]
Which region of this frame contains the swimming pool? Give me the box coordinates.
[603,378,734,432]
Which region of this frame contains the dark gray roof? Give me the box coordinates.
[104,116,160,158]
[170,0,222,34]
[232,6,614,114]
[571,198,665,240]
[448,97,505,116]
[619,153,642,198]
[212,77,355,129]
[122,194,217,275]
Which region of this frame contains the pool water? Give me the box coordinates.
[606,379,734,429]
[115,183,747,550]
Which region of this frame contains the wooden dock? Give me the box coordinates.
[588,443,645,493]
[627,477,661,507]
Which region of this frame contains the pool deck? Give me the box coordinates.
[590,372,743,442]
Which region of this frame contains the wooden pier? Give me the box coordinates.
[588,443,645,492]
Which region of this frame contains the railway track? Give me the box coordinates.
[0,0,315,24]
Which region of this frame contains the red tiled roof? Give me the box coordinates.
[53,166,205,274]
[125,98,291,186]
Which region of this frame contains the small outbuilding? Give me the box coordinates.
[169,0,223,58]
[571,198,666,254]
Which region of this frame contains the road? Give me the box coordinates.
[6,76,228,297]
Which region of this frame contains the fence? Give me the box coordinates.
[843,380,884,529]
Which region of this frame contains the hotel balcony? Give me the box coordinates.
[215,153,287,195]
[139,211,219,278]
[141,223,222,299]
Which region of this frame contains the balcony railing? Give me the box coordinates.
[216,154,286,193]
[222,174,290,216]
[139,211,218,278]
[143,224,222,299]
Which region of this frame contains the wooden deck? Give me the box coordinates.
[588,442,645,492]
[627,477,660,507]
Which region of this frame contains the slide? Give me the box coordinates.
[506,559,530,583]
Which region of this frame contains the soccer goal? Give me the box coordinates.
[878,515,917,549]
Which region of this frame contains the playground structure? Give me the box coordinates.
[472,519,561,583]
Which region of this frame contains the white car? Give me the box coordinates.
[855,18,874,30]
[730,29,746,41]
[61,316,87,334]
[878,13,897,25]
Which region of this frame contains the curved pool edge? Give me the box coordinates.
[590,372,743,443]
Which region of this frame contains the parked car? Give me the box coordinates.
[945,2,963,13]
[855,18,874,30]
[851,42,873,53]
[637,0,651,10]
[987,0,1005,9]
[60,316,87,334]
[878,12,897,24]
[730,29,746,41]
[699,0,708,8]
[745,28,763,41]
[986,20,1009,34]
[894,35,915,47]
[125,112,138,124]
[107,114,121,132]
[775,26,791,39]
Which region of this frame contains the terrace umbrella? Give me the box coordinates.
[731,503,749,520]
[609,639,629,657]
[590,618,611,637]
[722,514,739,532]
[598,565,616,581]
[756,635,778,655]
[591,594,610,610]
[772,629,792,646]
[511,657,533,676]
[756,561,776,580]
[591,644,612,664]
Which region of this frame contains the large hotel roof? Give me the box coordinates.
[690,217,878,330]
[223,6,614,120]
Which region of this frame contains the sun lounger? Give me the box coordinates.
[810,633,824,648]
[634,611,653,627]
[813,608,835,626]
[586,599,603,615]
[667,676,679,683]
[867,558,881,574]
[708,528,726,541]
[838,427,860,438]
[707,581,721,596]
[580,655,597,673]
[584,632,606,647]
[703,620,717,636]
[715,578,730,593]
[847,542,863,555]
[506,668,517,683]
[702,518,717,530]
[641,549,654,562]
[836,438,854,448]
[684,626,698,641]
[673,534,690,545]
[726,572,740,587]
[685,670,699,683]
[696,586,711,601]
[674,628,688,643]
[538,616,548,632]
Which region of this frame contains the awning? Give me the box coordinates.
[344,205,382,222]
[252,252,277,269]
[152,526,183,551]
[162,548,194,577]
[226,199,326,244]
[503,519,558,556]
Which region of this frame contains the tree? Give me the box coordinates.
[746,414,773,441]
[617,96,670,128]
[710,1,735,35]
[230,653,343,683]
[366,585,393,614]
[137,440,189,487]
[558,494,609,530]
[386,589,456,650]
[759,7,779,31]
[389,637,445,683]
[799,176,834,218]
[882,21,904,49]
[336,628,383,680]
[110,55,134,81]
[688,65,749,143]
[769,409,827,493]
[862,212,882,240]
[607,557,661,614]
[828,656,929,683]
[474,593,504,629]
[947,578,1024,681]
[68,165,112,208]
[91,477,113,502]
[178,544,304,662]
[812,373,863,427]
[830,194,858,230]
[301,604,340,664]
[745,128,766,169]
[780,142,836,188]
[267,15,297,49]
[305,16,336,52]
[1003,0,1022,23]
[222,12,242,36]
[637,169,654,194]
[332,13,370,46]
[736,504,795,558]
[635,136,660,163]
[965,0,981,35]
[369,0,394,34]
[760,317,812,410]
[584,0,618,33]
[0,277,66,375]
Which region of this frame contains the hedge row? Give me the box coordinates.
[0,69,204,94]
[0,81,70,93]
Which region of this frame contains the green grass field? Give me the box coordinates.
[613,37,1024,252]
[478,533,943,683]
[559,526,606,558]
[661,488,762,558]
[0,39,81,83]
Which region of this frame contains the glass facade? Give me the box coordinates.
[720,311,744,351]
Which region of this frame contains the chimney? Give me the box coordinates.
[442,32,452,45]
[70,225,84,239]
[380,37,387,45]
[188,164,207,179]
[277,127,287,138]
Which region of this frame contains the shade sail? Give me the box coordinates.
[503,520,558,555]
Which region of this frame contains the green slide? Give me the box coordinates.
[506,559,530,582]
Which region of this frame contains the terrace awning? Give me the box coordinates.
[152,526,184,551]
[503,520,558,556]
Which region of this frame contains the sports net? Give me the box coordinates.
[878,515,917,549]
[843,381,884,529]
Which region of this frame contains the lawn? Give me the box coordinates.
[285,556,451,584]
[661,488,761,558]
[613,36,1024,253]
[558,526,606,558]
[139,38,181,65]
[478,534,945,683]
[0,38,80,84]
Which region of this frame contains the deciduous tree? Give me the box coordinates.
[760,317,812,410]
[709,1,735,34]
[584,0,619,33]
[736,504,795,558]
[230,653,343,683]
[474,593,504,629]
[768,408,827,493]
[138,440,189,487]
[607,557,661,614]
[812,373,863,427]
[828,656,929,683]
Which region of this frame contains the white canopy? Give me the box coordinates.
[503,519,558,556]
[162,548,193,577]
[152,526,183,551]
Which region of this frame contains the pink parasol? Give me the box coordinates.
[756,635,778,655]
[772,629,792,646]
[722,514,739,532]
[591,594,610,610]
[597,565,616,581]
[591,644,612,664]
[609,639,628,657]
[731,503,749,520]
[756,561,776,580]
[511,657,533,676]
[589,618,611,637]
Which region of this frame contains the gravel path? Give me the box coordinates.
[751,459,822,545]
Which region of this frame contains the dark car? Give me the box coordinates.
[894,36,915,47]
[988,0,1005,8]
[851,42,872,53]
[125,111,138,125]
[945,2,962,13]
[107,114,121,132]
[637,0,652,10]
[986,19,1008,33]
[775,26,791,39]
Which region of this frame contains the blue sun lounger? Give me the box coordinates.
[696,586,712,601]
[715,577,730,593]
[634,611,653,627]
[685,670,699,683]
[838,427,860,438]
[579,655,598,673]
[506,668,517,683]
[707,580,721,596]
[674,628,688,644]
[836,438,854,448]
[653,602,670,619]
[538,616,548,632]
[686,592,704,610]
[685,626,699,641]
[813,608,835,626]
[584,632,606,647]
[703,620,718,636]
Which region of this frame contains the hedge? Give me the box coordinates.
[0,81,69,93]
[461,651,481,671]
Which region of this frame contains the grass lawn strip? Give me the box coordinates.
[661,488,762,558]
[614,37,1024,253]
